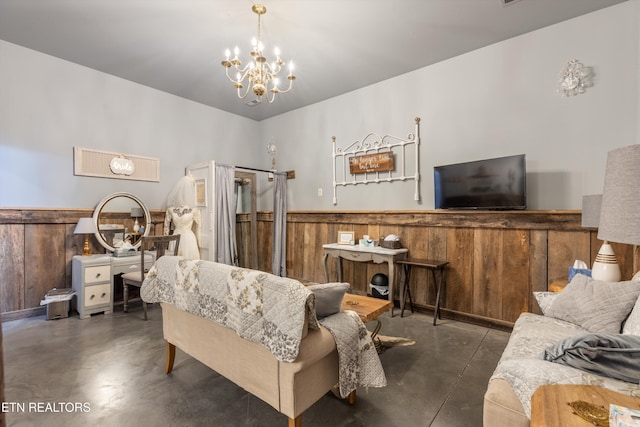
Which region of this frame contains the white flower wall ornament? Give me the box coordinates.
[557,59,593,97]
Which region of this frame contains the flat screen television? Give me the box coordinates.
[434,154,526,210]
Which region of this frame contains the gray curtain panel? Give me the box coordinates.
[215,163,238,266]
[272,172,287,277]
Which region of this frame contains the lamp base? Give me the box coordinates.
[591,242,620,282]
[82,235,91,256]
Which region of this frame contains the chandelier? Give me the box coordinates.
[221,4,295,104]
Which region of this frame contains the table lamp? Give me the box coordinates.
[131,207,143,232]
[581,194,620,281]
[597,144,640,281]
[75,218,98,256]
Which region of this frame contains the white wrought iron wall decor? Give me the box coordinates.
[331,117,420,205]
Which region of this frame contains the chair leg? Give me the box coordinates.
[143,301,148,321]
[123,282,129,313]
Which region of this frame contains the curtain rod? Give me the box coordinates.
[236,166,277,174]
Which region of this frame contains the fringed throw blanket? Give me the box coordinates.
[141,256,387,396]
[319,311,387,398]
[141,256,317,363]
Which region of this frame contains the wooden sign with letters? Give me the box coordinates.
[349,152,394,174]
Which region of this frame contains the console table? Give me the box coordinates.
[322,243,408,316]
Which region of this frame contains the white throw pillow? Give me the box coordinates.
[533,291,558,315]
[623,296,640,336]
[545,274,640,334]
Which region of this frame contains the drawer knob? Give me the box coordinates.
[90,295,95,300]
[96,273,101,278]
[101,293,106,298]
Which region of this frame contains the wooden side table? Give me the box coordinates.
[396,258,448,325]
[531,384,640,427]
[341,293,393,351]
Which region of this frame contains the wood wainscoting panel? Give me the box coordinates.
[446,227,474,316]
[548,231,591,282]
[24,224,67,308]
[473,229,504,320]
[0,224,25,313]
[529,230,549,314]
[502,229,531,322]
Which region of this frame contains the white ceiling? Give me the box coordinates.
[0,0,628,121]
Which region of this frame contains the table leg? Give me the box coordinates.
[388,260,396,317]
[123,283,129,313]
[323,252,329,282]
[337,257,343,282]
[433,268,446,326]
[371,319,383,353]
[400,264,413,317]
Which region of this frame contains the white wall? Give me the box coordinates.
[260,0,640,211]
[1,1,638,212]
[0,40,260,210]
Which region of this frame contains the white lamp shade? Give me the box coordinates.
[598,144,640,246]
[581,194,602,228]
[74,218,98,234]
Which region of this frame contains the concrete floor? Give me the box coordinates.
[2,304,510,427]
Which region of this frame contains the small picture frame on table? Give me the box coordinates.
[337,231,355,245]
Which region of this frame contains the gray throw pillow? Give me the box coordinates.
[308,282,350,318]
[545,274,640,334]
[543,333,640,383]
[623,296,640,336]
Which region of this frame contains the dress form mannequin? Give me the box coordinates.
[164,175,201,259]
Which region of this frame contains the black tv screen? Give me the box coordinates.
[434,154,526,210]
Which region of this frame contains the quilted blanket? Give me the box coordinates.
[141,256,318,363]
[140,256,387,396]
[319,310,387,398]
[490,313,634,418]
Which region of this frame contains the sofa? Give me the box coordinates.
[484,274,640,427]
[141,257,386,427]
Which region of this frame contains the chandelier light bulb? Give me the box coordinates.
[224,49,230,59]
[220,3,295,103]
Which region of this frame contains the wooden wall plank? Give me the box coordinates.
[0,224,25,313]
[548,230,590,282]
[446,228,474,314]
[529,230,548,314]
[501,229,530,322]
[473,229,503,319]
[24,224,66,308]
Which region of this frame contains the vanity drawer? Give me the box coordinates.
[338,250,373,263]
[84,265,111,284]
[84,283,111,308]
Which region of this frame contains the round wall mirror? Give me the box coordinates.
[92,192,151,252]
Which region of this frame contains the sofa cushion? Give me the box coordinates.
[623,296,640,336]
[308,282,350,318]
[544,274,640,334]
[543,333,640,383]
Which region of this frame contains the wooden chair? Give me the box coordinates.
[121,234,180,320]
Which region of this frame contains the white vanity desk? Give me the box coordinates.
[72,253,155,319]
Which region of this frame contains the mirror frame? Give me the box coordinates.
[92,192,151,252]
